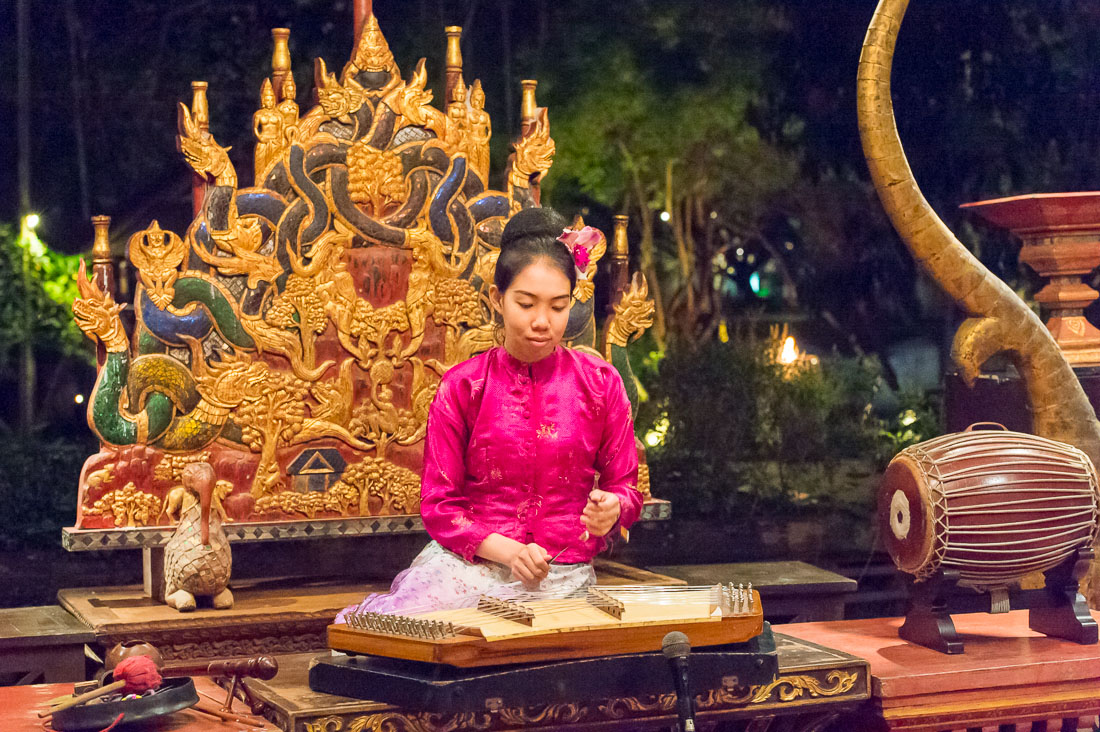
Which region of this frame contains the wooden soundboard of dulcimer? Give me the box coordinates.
[327,583,764,668]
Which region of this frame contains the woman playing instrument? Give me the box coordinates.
[337,207,643,619]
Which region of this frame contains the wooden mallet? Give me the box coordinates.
[40,655,162,718]
[103,642,278,715]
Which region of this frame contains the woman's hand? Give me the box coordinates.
[509,542,551,587]
[476,534,551,588]
[581,489,620,537]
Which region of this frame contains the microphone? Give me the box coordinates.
[661,631,695,732]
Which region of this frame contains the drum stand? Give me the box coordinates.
[899,547,1098,654]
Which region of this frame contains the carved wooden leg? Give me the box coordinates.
[898,570,964,654]
[143,546,166,603]
[1029,547,1098,645]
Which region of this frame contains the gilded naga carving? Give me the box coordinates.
[858,0,1100,604]
[72,12,654,534]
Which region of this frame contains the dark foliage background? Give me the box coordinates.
[0,1,1096,576]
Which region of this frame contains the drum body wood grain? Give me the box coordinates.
[878,428,1100,590]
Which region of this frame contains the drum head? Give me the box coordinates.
[878,455,937,575]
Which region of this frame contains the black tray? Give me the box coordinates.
[51,677,199,731]
[310,623,778,713]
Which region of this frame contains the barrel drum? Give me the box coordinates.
[878,425,1100,590]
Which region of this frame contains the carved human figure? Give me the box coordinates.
[278,75,300,143]
[467,81,491,184]
[444,82,467,151]
[252,78,284,183]
[163,463,233,611]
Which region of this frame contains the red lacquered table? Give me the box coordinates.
[776,610,1100,731]
[0,676,278,732]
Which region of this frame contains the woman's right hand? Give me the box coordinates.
[509,542,551,587]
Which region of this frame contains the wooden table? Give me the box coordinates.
[776,610,1100,731]
[246,633,869,731]
[0,676,278,731]
[0,632,869,731]
[648,561,858,622]
[0,606,95,685]
[58,560,684,664]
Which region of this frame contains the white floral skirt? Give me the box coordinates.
[335,541,595,623]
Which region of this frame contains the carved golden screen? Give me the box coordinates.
[71,14,652,530]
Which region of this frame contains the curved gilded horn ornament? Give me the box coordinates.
[856,0,1100,473]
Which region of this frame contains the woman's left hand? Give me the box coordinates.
[581,489,620,537]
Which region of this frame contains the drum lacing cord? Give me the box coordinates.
[1087,467,1100,546]
[912,446,950,582]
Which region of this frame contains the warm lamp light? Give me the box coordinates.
[644,415,670,448]
[770,325,818,376]
[19,215,46,257]
[778,336,799,365]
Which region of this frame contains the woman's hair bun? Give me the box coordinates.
[500,207,568,250]
[493,206,577,292]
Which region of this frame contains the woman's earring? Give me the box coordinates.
[492,313,505,345]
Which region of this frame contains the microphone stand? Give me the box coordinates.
[662,631,696,732]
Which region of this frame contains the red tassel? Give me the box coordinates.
[98,712,126,732]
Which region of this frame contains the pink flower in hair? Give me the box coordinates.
[574,244,590,271]
[558,226,601,280]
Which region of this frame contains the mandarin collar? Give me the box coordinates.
[497,345,561,380]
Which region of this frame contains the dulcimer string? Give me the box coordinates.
[388,585,719,618]
[345,585,738,627]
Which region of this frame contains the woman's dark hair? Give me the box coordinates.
[494,206,575,292]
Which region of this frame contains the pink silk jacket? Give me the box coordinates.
[420,346,643,564]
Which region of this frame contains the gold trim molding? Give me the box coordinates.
[300,671,861,731]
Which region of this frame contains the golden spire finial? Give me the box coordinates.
[444,26,463,105]
[613,215,629,256]
[88,214,119,307]
[520,80,538,126]
[573,213,585,229]
[91,216,112,261]
[271,28,291,101]
[190,81,209,132]
[606,214,632,317]
[271,29,291,75]
[445,26,463,72]
[352,13,395,72]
